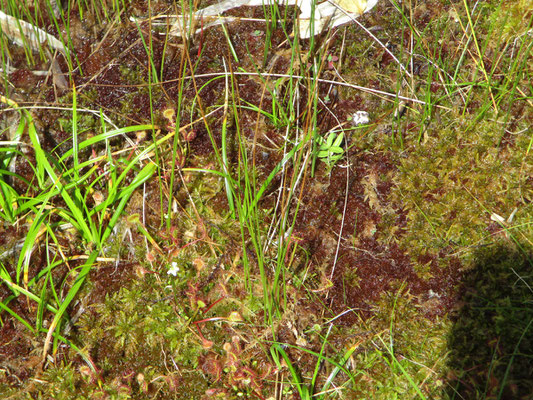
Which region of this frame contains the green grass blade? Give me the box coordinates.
[0,277,59,315]
[377,335,428,400]
[100,161,156,243]
[16,199,51,284]
[26,113,95,243]
[0,300,35,333]
[270,343,308,399]
[71,86,79,180]
[42,249,98,360]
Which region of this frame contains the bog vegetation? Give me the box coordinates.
[0,0,532,399]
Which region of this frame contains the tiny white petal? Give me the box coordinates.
[168,262,180,276]
[351,111,370,126]
[490,213,505,224]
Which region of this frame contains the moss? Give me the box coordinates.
[2,0,532,398]
[489,0,533,41]
[386,116,532,266]
[346,288,451,399]
[447,243,533,398]
[116,64,165,125]
[71,271,212,398]
[37,363,87,400]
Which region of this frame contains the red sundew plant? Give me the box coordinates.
[200,336,272,399]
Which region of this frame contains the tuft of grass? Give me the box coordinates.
[0,90,155,367]
[270,325,360,399]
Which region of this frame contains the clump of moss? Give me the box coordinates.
[356,286,450,399]
[387,115,532,266]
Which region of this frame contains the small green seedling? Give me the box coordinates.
[316,131,345,168]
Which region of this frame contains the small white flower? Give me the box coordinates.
[167,262,180,276]
[351,111,370,126]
